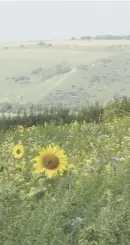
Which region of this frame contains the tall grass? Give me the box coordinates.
[0,97,130,245]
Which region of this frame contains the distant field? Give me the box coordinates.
[0,39,130,111]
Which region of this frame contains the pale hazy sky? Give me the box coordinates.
[0,1,130,42]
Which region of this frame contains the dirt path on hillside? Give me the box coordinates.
[41,68,77,97]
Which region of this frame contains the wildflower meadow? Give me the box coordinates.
[0,112,130,245]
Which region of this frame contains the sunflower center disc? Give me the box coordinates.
[43,155,59,170]
[16,149,21,154]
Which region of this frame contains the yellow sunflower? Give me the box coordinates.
[12,144,24,159]
[33,145,68,179]
[17,125,24,133]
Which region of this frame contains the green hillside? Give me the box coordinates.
[1,40,130,111]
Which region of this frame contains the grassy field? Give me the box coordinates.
[0,117,130,245]
[1,39,130,111]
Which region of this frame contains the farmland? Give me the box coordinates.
[1,39,130,112]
